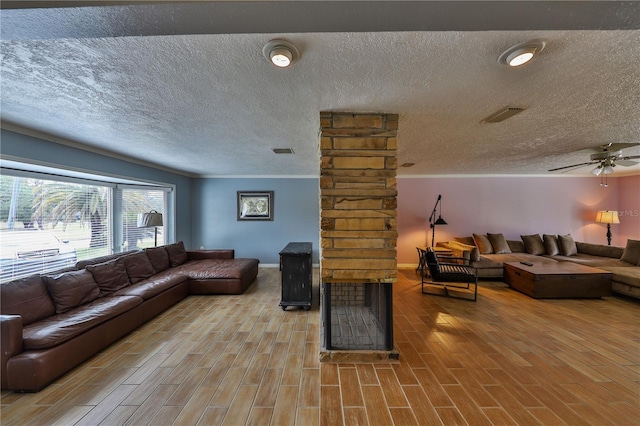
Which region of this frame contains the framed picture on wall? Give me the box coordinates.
[237,191,274,221]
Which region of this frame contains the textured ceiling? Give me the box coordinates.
[1,1,640,177]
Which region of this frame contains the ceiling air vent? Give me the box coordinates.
[482,107,527,123]
[272,148,295,154]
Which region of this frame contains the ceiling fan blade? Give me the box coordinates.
[616,160,639,167]
[601,142,640,152]
[548,162,594,172]
[621,155,640,160]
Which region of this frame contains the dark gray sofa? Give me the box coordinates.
[438,235,640,299]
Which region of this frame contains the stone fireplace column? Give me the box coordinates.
[319,111,398,361]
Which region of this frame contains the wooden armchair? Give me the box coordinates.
[421,247,478,301]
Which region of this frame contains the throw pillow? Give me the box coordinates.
[543,234,560,256]
[45,270,100,314]
[620,239,640,265]
[86,258,131,296]
[145,246,171,272]
[558,234,578,256]
[507,240,526,253]
[165,241,189,267]
[521,234,545,255]
[454,236,476,246]
[121,251,156,283]
[487,233,512,254]
[472,234,494,254]
[0,275,56,325]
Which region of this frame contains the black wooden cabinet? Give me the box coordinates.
[279,242,312,310]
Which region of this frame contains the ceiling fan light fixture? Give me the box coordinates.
[263,39,299,68]
[499,40,545,67]
[591,165,603,176]
[603,164,615,175]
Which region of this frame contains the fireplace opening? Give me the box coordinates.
[322,282,393,351]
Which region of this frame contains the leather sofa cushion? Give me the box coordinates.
[22,295,142,350]
[145,246,171,272]
[166,241,188,267]
[487,233,511,254]
[76,250,137,269]
[0,275,56,326]
[473,234,494,254]
[178,258,258,280]
[86,258,131,297]
[113,270,187,300]
[121,251,156,283]
[620,239,640,265]
[44,270,100,314]
[521,234,545,255]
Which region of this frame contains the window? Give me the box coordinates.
[122,188,166,250]
[0,167,172,283]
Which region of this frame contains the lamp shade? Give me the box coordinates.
[137,211,163,228]
[434,216,448,225]
[595,210,620,224]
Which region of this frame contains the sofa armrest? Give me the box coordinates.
[1,315,24,389]
[187,250,235,261]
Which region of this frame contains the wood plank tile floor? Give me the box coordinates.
[1,267,639,425]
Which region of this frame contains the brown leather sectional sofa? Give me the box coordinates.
[0,241,259,392]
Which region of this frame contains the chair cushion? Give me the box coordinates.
[488,233,511,254]
[521,234,545,255]
[473,234,494,254]
[440,264,476,279]
[558,234,578,256]
[425,250,440,274]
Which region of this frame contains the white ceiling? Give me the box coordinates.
[1,1,640,177]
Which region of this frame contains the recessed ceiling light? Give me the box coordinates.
[263,39,300,68]
[498,40,546,67]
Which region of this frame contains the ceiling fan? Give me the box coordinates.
[548,142,640,176]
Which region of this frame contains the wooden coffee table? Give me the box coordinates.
[503,262,612,299]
